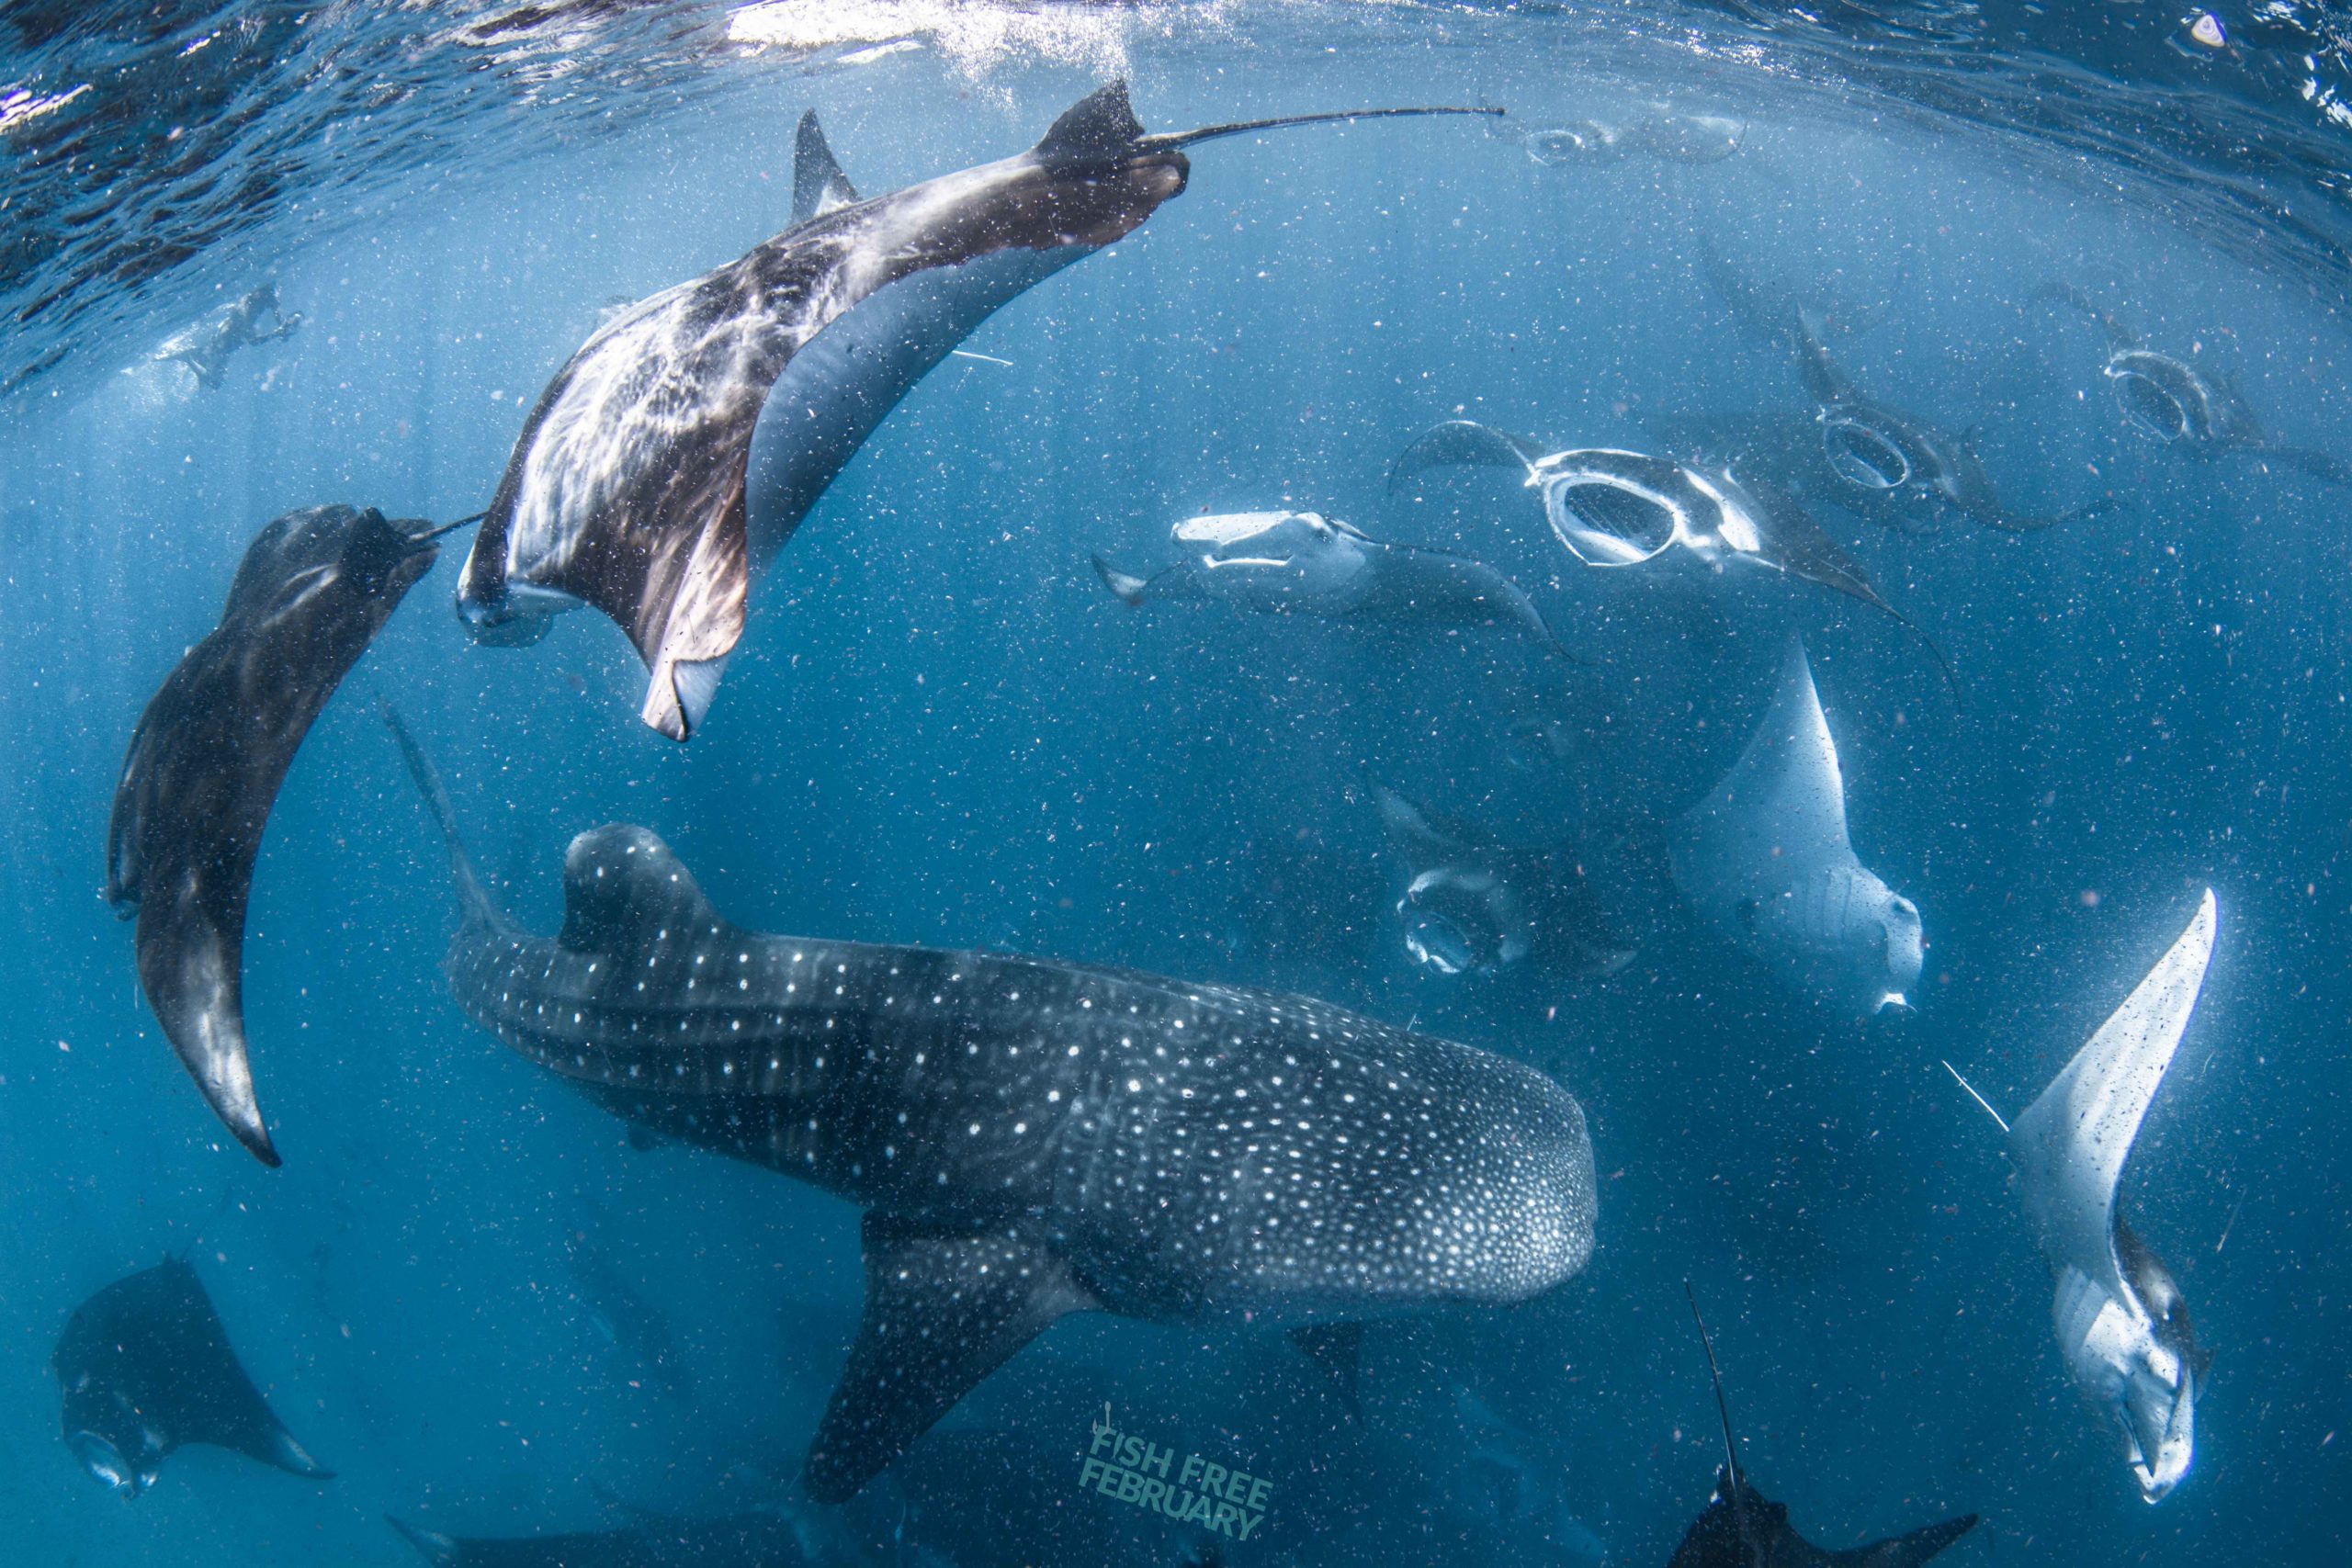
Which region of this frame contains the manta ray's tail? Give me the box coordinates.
[380,704,498,930]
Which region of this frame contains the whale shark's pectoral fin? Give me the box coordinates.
[1387,420,1549,491]
[1288,1323,1365,1420]
[2008,890,2216,1303]
[804,1214,1099,1503]
[791,111,861,225]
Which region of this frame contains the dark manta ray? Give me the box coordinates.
[1694,249,2111,535]
[455,85,1498,740]
[107,504,449,1166]
[1672,1288,1975,1568]
[53,1258,332,1496]
[1389,420,1957,692]
[1091,507,1575,663]
[2038,282,2352,485]
[386,709,1595,1502]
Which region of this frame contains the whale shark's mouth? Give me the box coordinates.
[1822,417,1912,490]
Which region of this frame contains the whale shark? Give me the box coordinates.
[1386,420,1954,690]
[1666,638,1923,1018]
[1674,1286,1977,1567]
[1949,888,2216,1503]
[454,84,1498,739]
[1375,786,1634,980]
[385,709,1597,1502]
[1091,509,1573,663]
[1694,250,2113,534]
[2038,283,2352,485]
[107,503,451,1166]
[53,1258,333,1497]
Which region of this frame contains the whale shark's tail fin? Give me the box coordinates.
[380,703,498,931]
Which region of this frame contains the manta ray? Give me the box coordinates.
[1374,785,1634,981]
[1673,1286,1977,1568]
[386,709,1595,1501]
[52,1257,333,1497]
[2038,282,2352,485]
[1949,889,2216,1503]
[1693,248,2114,535]
[107,503,452,1165]
[1091,508,1574,663]
[1666,638,1924,1019]
[1387,419,1956,694]
[455,84,1497,739]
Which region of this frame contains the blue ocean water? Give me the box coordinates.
[3,3,2349,1564]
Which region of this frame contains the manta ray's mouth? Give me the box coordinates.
[1542,476,1686,565]
[2109,368,2193,444]
[1822,418,1912,490]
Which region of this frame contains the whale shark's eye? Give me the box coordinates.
[2114,371,2191,443]
[1823,421,1911,491]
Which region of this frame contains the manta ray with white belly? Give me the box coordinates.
[456,85,1497,739]
[1667,638,1923,1018]
[1949,889,2217,1503]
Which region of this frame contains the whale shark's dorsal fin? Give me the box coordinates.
[1034,81,1147,165]
[792,111,860,225]
[2009,889,2216,1306]
[558,826,737,957]
[804,1214,1098,1503]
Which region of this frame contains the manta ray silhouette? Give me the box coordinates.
[107,503,452,1165]
[385,708,1595,1502]
[456,83,1498,739]
[53,1257,333,1497]
[1673,1285,1976,1568]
